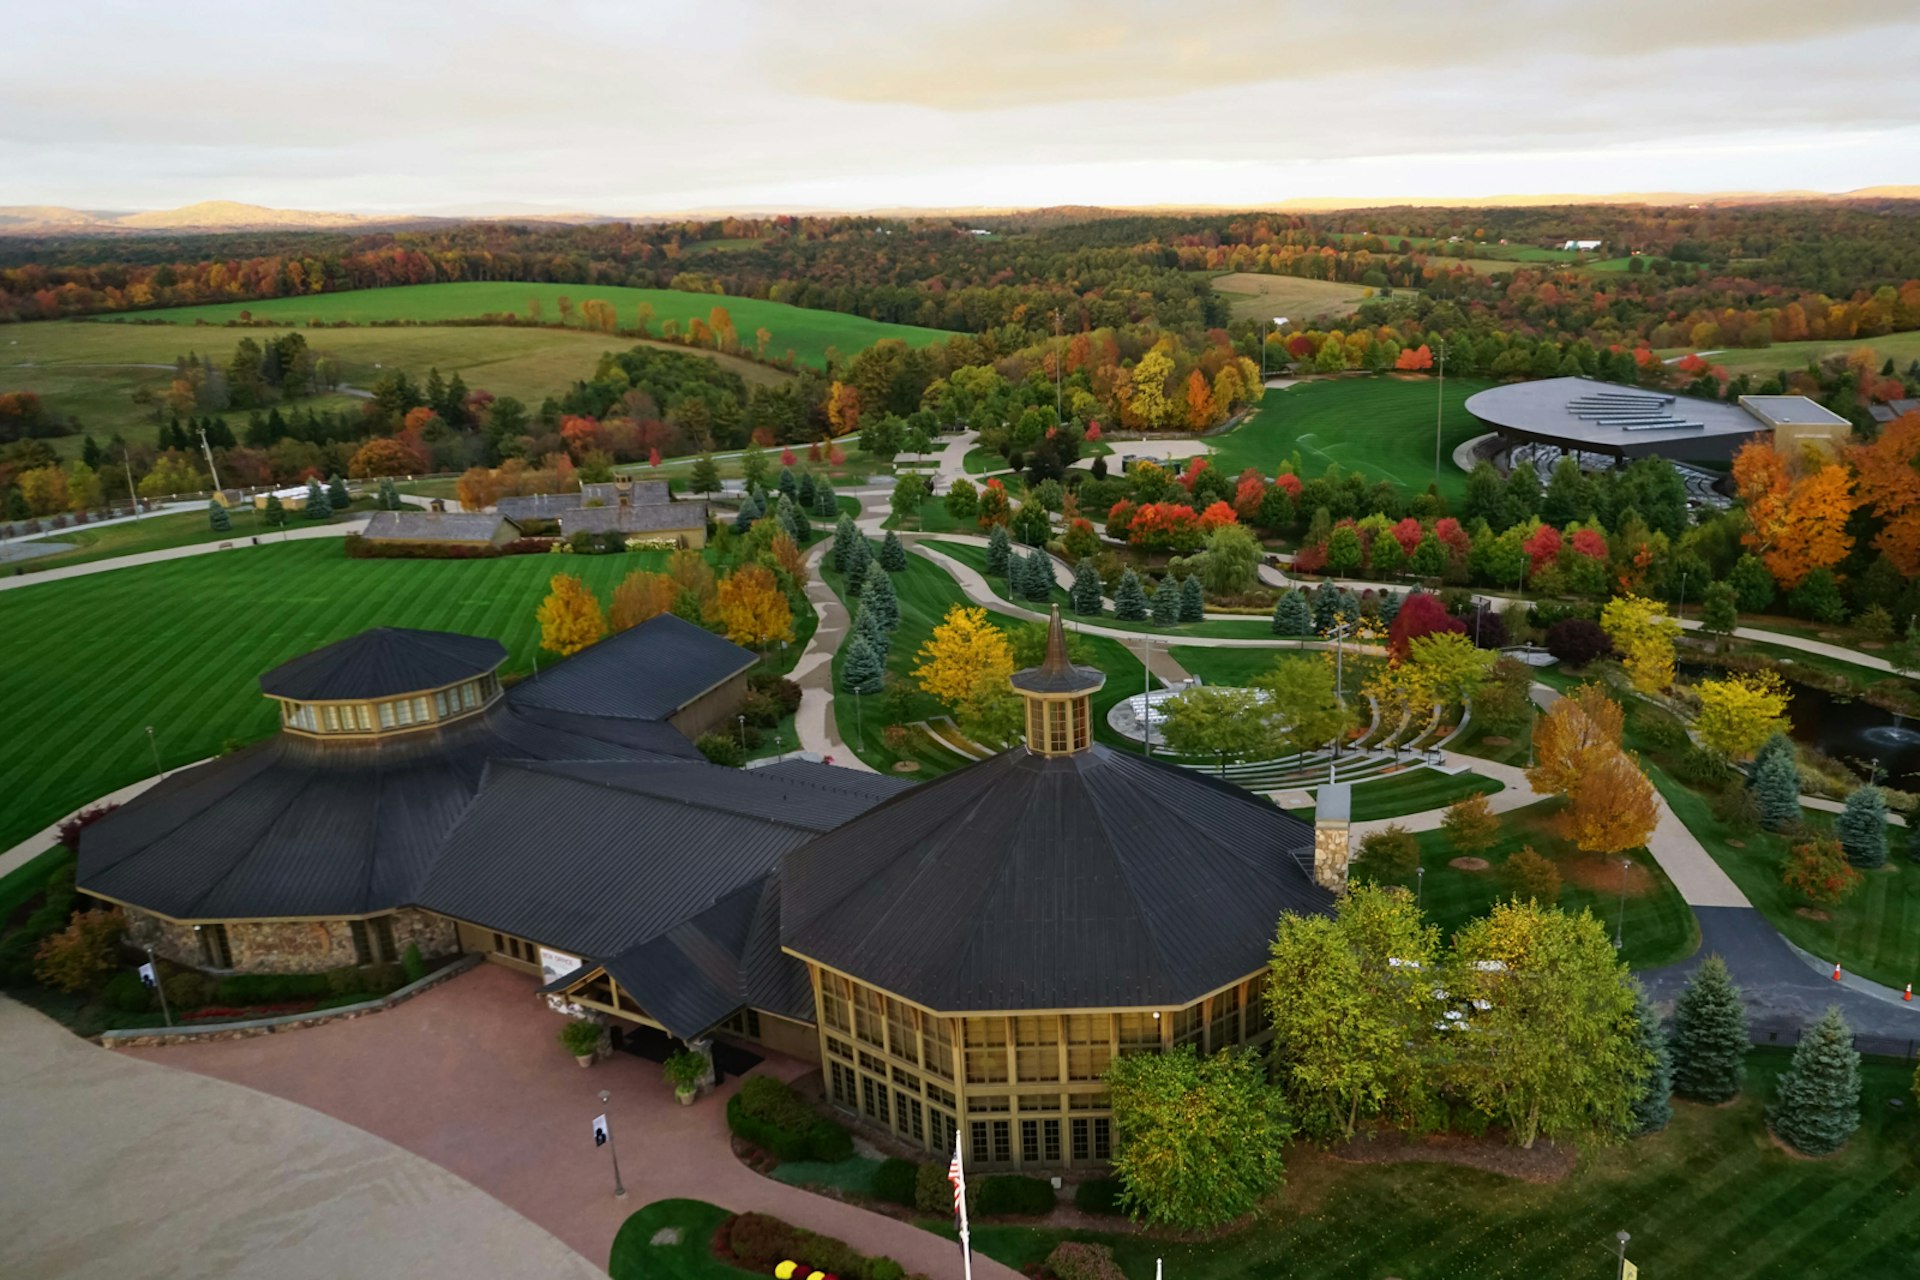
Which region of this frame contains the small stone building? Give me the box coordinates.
[361,509,523,548]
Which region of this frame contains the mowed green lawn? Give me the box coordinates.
[964,1046,1919,1279]
[0,542,691,853]
[1656,330,1920,379]
[114,281,952,370]
[1213,376,1493,505]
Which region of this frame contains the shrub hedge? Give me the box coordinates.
[973,1174,1055,1216]
[914,1161,955,1214]
[1045,1242,1128,1280]
[725,1213,906,1280]
[726,1077,854,1162]
[1072,1177,1125,1216]
[872,1158,921,1207]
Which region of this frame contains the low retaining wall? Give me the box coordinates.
[99,953,482,1048]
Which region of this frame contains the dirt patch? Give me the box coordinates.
[1449,857,1491,872]
[1795,906,1832,922]
[1726,838,1746,848]
[1481,735,1512,747]
[891,761,921,774]
[1860,640,1886,651]
[1562,854,1656,896]
[1766,1127,1844,1161]
[1327,1130,1575,1183]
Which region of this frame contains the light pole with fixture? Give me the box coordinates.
[597,1089,627,1200]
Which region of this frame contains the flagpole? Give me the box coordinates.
[951,1132,972,1280]
[145,944,172,1027]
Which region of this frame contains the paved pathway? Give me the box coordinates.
[1,994,604,1280]
[791,537,874,770]
[123,964,1020,1280]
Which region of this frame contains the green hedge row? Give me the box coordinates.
[725,1213,907,1280]
[726,1077,853,1162]
[973,1173,1055,1216]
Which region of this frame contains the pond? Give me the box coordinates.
[1682,661,1920,786]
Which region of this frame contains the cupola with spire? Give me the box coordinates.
[1009,605,1105,755]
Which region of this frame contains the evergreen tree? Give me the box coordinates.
[813,477,838,518]
[1752,748,1802,830]
[1626,980,1672,1136]
[207,498,231,533]
[1767,1007,1862,1156]
[1312,582,1341,633]
[1114,569,1149,621]
[798,471,817,507]
[1070,558,1103,616]
[1700,581,1738,635]
[1152,576,1182,626]
[304,479,330,520]
[82,435,103,470]
[861,567,901,631]
[377,477,401,510]
[1669,954,1750,1103]
[832,513,859,570]
[775,493,801,541]
[1025,552,1055,602]
[856,601,891,660]
[1180,573,1205,622]
[844,534,872,596]
[985,523,1011,576]
[842,633,883,693]
[777,467,798,501]
[734,492,761,532]
[1377,590,1403,626]
[689,455,721,495]
[264,493,286,527]
[1728,554,1775,612]
[1272,589,1314,637]
[1835,786,1888,869]
[326,474,350,511]
[880,530,908,572]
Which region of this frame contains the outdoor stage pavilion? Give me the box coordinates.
[78,607,1334,1170]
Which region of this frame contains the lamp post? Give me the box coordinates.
[146,943,173,1028]
[145,725,163,778]
[1614,1230,1631,1280]
[1615,859,1631,949]
[598,1089,627,1200]
[1433,339,1448,486]
[737,713,747,752]
[1416,865,1425,909]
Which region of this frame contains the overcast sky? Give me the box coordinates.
[7,0,1919,214]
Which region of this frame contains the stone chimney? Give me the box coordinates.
[615,478,633,508]
[1313,782,1352,893]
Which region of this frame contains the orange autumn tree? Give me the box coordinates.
[1527,684,1625,797]
[609,569,677,631]
[707,563,793,650]
[1561,745,1659,856]
[1850,410,1920,575]
[1731,440,1857,590]
[1185,368,1216,429]
[826,381,861,437]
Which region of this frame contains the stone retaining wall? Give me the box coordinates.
[99,954,482,1049]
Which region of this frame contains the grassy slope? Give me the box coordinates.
[12,499,368,573]
[1212,376,1493,506]
[0,540,746,853]
[1656,330,1920,378]
[608,1199,752,1280]
[965,1047,1919,1280]
[2,321,789,453]
[1283,769,1503,824]
[1208,272,1380,324]
[111,281,950,368]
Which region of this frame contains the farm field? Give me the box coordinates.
[0,540,760,856]
[1211,375,1493,505]
[962,1045,1918,1280]
[1208,272,1384,323]
[2,319,791,453]
[1658,330,1920,379]
[110,281,951,368]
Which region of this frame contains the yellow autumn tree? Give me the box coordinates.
[1123,349,1175,431]
[536,572,607,656]
[1561,746,1660,856]
[826,381,861,437]
[1599,594,1679,694]
[1527,684,1624,797]
[1693,671,1790,760]
[609,569,677,631]
[912,605,1014,707]
[706,563,793,650]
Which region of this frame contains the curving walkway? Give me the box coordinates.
[0,517,371,592]
[1,993,605,1280]
[791,538,873,770]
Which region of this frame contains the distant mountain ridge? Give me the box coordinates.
[3,188,1916,236]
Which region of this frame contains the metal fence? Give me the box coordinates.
[1749,1019,1918,1064]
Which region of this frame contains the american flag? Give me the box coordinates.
[947,1133,967,1215]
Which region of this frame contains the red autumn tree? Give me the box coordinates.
[1523,524,1563,571]
[1434,517,1471,564]
[1569,528,1607,560]
[1233,470,1268,522]
[1199,500,1238,530]
[1388,592,1466,662]
[1391,517,1424,556]
[1106,499,1138,541]
[1395,344,1434,371]
[647,447,662,468]
[780,447,797,466]
[1275,472,1303,500]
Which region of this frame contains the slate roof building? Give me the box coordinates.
[81,606,1331,1171]
[495,478,701,548]
[361,510,524,547]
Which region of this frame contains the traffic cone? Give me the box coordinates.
[1831,962,1842,981]
[1905,983,1912,1002]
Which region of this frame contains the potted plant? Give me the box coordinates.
[664,1049,706,1104]
[558,1018,600,1067]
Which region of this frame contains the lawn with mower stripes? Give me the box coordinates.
[0,542,686,854]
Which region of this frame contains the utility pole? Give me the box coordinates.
[1615,859,1630,949]
[597,1089,627,1200]
[1434,339,1447,485]
[197,425,224,494]
[146,944,173,1027]
[123,446,140,520]
[1139,634,1156,757]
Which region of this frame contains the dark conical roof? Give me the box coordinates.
[780,744,1328,1012]
[1009,605,1105,695]
[259,628,505,701]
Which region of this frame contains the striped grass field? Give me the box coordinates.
[0,542,700,855]
[1283,768,1503,824]
[963,1045,1919,1279]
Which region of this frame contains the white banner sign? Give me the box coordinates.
[592,1114,609,1148]
[540,946,583,988]
[137,962,158,988]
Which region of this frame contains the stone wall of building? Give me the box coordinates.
[669,671,752,742]
[125,908,462,975]
[391,908,459,959]
[124,909,202,968]
[1312,822,1351,894]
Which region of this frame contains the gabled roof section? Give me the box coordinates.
[558,503,708,536]
[507,614,755,721]
[781,745,1328,1013]
[362,510,519,543]
[259,627,505,701]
